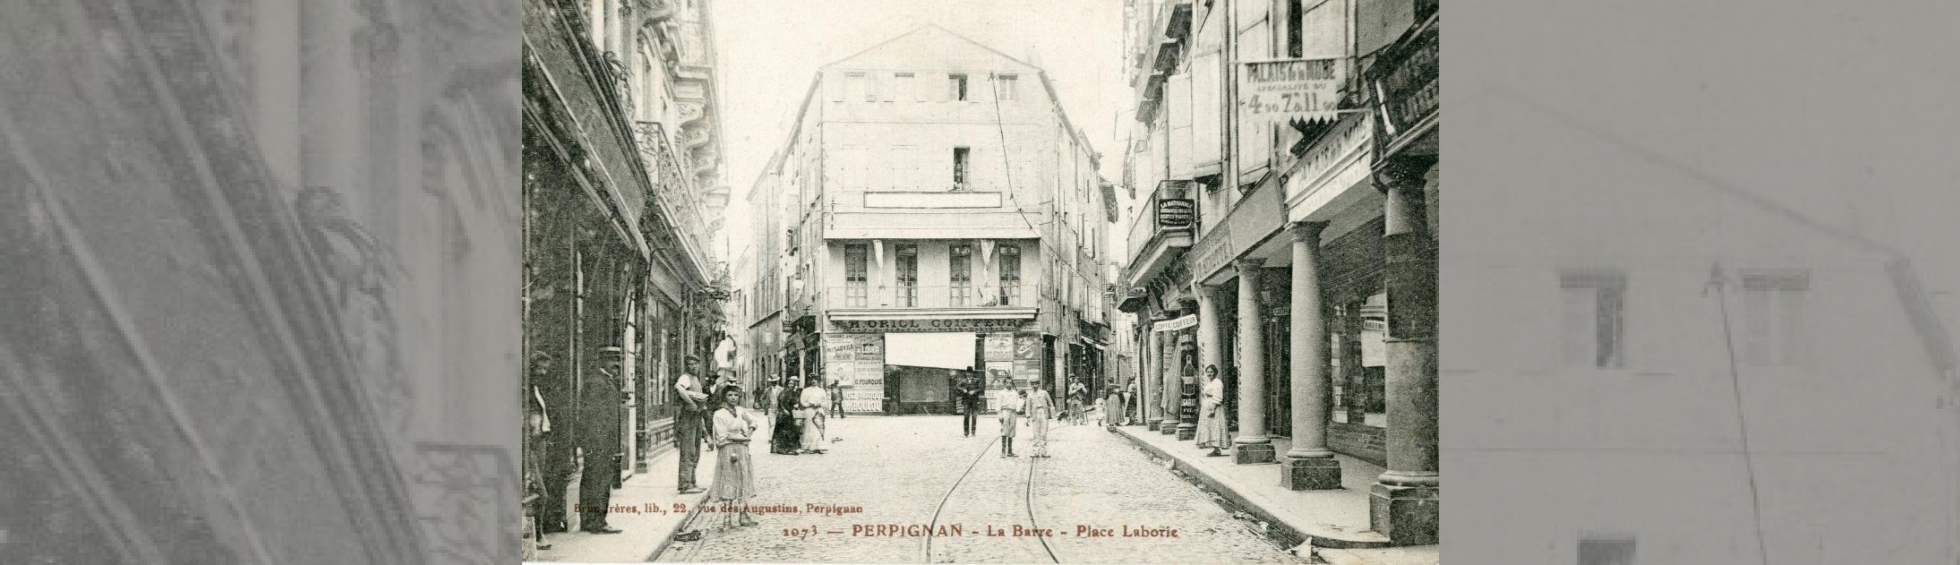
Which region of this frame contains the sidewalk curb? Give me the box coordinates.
[642,488,714,562]
[1111,426,1393,550]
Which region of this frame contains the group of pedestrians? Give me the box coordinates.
[544,357,1160,550]
[758,376,835,455]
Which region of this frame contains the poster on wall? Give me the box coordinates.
[854,363,883,387]
[985,333,1015,361]
[1014,334,1040,360]
[824,335,858,363]
[844,388,884,412]
[984,361,1016,410]
[823,333,885,412]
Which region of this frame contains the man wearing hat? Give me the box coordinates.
[577,346,629,534]
[674,355,710,494]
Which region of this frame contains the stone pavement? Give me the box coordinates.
[654,414,1311,564]
[1113,422,1440,565]
[528,438,719,563]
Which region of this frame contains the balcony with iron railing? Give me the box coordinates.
[1123,179,1196,287]
[633,120,717,272]
[823,283,1041,312]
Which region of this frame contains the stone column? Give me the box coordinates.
[1283,222,1340,489]
[1146,327,1163,430]
[1232,259,1275,464]
[1371,159,1439,545]
[1152,325,1168,437]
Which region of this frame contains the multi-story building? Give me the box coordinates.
[1115,0,1436,548]
[746,25,1118,414]
[521,0,730,552]
[1450,90,1956,565]
[743,154,790,398]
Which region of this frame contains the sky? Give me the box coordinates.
[709,0,1132,263]
[1457,0,1960,344]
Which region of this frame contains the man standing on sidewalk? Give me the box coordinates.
[577,347,628,534]
[674,356,709,495]
[956,369,984,437]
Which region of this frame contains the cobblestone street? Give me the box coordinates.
[656,415,1306,563]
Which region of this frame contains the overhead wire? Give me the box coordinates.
[981,71,1112,304]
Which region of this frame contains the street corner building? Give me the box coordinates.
[1112,0,1439,549]
[738,25,1121,416]
[521,0,734,559]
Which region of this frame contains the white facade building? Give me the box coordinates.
[752,25,1119,413]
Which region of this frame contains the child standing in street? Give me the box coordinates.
[997,388,1025,457]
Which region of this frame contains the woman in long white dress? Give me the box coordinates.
[1197,365,1229,457]
[709,386,760,528]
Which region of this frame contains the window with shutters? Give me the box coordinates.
[949,73,969,101]
[846,72,867,102]
[1740,271,1809,366]
[896,244,918,307]
[996,74,1018,101]
[844,244,868,307]
[999,245,1022,306]
[950,244,973,307]
[952,147,971,189]
[895,72,915,103]
[1561,269,1627,369]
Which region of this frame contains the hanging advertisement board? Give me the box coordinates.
[1239,57,1345,131]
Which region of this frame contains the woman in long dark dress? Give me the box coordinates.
[771,378,802,454]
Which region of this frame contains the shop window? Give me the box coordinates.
[896,244,918,307]
[1334,292,1389,427]
[844,244,868,307]
[1740,271,1808,366]
[950,244,973,307]
[1561,269,1627,369]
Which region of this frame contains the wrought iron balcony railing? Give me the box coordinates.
[1125,179,1196,266]
[824,284,1040,311]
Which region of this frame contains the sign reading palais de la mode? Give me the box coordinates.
[1239,58,1344,129]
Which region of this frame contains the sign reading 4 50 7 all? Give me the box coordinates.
[1239,58,1344,129]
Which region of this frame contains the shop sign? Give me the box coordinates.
[1368,17,1439,148]
[1157,198,1194,228]
[1154,314,1199,333]
[1189,223,1234,280]
[831,317,1032,333]
[1240,58,1344,131]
